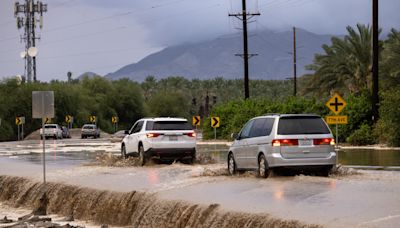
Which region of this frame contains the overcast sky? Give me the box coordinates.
[1,0,399,82]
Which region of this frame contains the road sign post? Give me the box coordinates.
[112,116,118,133]
[326,93,347,149]
[65,115,73,129]
[32,91,54,215]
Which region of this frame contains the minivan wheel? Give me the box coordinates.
[258,154,271,178]
[228,153,237,175]
[139,145,146,166]
[121,145,127,159]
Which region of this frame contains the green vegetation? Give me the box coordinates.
[1,24,399,146]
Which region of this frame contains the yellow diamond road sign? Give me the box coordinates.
[211,117,220,128]
[326,93,347,115]
[90,116,96,123]
[112,116,118,124]
[192,116,200,126]
[44,117,51,124]
[326,115,348,125]
[65,115,72,123]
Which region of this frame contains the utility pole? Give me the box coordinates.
[372,0,379,122]
[293,27,297,97]
[15,0,47,83]
[229,0,260,99]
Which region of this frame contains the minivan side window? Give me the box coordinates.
[238,120,254,139]
[249,118,275,137]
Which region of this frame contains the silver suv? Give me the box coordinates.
[228,114,336,177]
[121,117,197,165]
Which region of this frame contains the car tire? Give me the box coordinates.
[188,151,196,164]
[228,153,237,175]
[258,154,271,178]
[139,145,146,166]
[320,165,333,177]
[121,144,127,159]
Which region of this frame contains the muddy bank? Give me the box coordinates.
[0,176,318,228]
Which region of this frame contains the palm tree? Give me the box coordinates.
[302,24,373,97]
[381,29,400,89]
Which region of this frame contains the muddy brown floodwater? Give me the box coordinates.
[1,139,400,227]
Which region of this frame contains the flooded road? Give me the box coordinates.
[1,139,400,227]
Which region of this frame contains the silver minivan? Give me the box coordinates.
[227,114,336,178]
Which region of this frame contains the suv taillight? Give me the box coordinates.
[272,139,299,146]
[185,132,196,137]
[146,133,162,138]
[314,138,335,145]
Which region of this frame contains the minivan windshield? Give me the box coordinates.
[146,121,192,130]
[278,116,330,135]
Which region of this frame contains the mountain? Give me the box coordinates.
[106,28,333,81]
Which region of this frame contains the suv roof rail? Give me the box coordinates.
[262,113,280,116]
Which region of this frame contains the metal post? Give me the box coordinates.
[293,27,297,97]
[372,0,379,122]
[42,117,46,184]
[22,123,24,140]
[17,124,20,141]
[335,124,339,149]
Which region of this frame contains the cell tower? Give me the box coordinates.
[14,0,47,83]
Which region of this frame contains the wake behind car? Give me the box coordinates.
[121,117,196,165]
[40,124,63,139]
[228,114,336,178]
[81,124,100,138]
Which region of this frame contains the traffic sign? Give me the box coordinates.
[211,117,220,128]
[112,116,118,124]
[326,116,348,124]
[326,93,347,115]
[15,116,25,125]
[44,117,51,124]
[192,116,200,126]
[65,115,73,123]
[89,115,96,123]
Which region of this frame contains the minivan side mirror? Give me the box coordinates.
[124,130,130,135]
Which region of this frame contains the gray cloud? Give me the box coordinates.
[1,0,399,82]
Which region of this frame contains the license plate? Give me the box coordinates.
[299,139,313,147]
[169,135,178,141]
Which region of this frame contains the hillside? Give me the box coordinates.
[106,28,332,81]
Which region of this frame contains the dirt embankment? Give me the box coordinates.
[0,176,319,228]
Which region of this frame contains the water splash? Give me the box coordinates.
[0,176,319,227]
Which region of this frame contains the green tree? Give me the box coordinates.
[303,24,373,97]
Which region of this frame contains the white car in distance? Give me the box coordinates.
[40,124,63,139]
[121,117,197,165]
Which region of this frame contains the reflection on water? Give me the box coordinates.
[338,149,400,166]
[197,145,400,167]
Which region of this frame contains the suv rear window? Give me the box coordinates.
[277,116,330,135]
[45,125,56,128]
[146,121,192,130]
[83,125,95,129]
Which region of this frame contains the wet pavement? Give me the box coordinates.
[0,139,400,227]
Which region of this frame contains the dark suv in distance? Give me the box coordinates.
[228,114,336,178]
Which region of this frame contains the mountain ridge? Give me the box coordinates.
[106,28,333,81]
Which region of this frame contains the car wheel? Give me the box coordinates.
[139,145,146,166]
[121,144,127,159]
[258,154,271,178]
[228,153,237,175]
[320,165,333,177]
